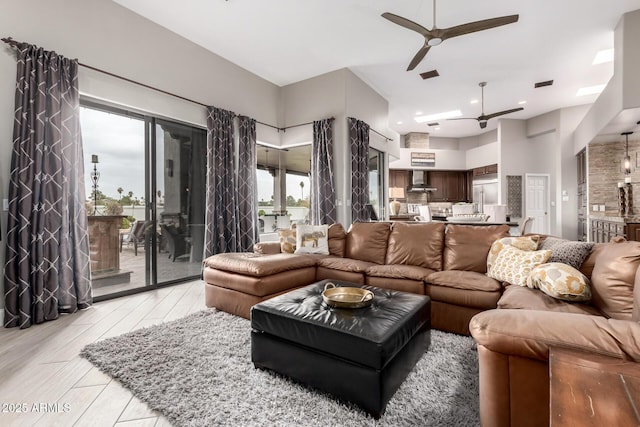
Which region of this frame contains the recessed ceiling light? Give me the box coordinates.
[518,100,527,105]
[415,111,423,116]
[576,84,606,97]
[470,99,479,104]
[415,110,463,123]
[592,48,614,65]
[396,121,403,125]
[434,127,441,131]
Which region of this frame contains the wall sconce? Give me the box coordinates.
[622,131,633,175]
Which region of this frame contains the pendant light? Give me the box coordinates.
[622,131,633,175]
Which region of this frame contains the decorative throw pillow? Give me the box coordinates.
[487,245,551,286]
[294,224,329,255]
[487,235,540,272]
[547,241,594,270]
[526,262,592,302]
[278,229,297,254]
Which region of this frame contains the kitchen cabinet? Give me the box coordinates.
[472,163,498,177]
[627,223,640,241]
[389,169,408,199]
[429,171,468,202]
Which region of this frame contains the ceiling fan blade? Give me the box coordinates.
[407,44,431,71]
[440,15,519,40]
[481,107,524,121]
[382,12,431,37]
[447,117,478,121]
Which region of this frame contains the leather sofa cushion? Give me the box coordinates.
[443,224,510,273]
[578,242,607,278]
[497,285,604,316]
[427,285,500,310]
[366,264,435,281]
[327,223,347,257]
[427,270,502,292]
[385,222,445,270]
[203,253,317,277]
[590,241,640,320]
[253,241,282,255]
[317,256,377,273]
[345,222,391,264]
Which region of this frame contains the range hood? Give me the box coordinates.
[407,170,437,192]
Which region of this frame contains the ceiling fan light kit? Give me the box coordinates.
[382,0,519,71]
[447,81,524,129]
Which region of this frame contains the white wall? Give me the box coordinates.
[0,0,281,309]
[280,68,399,225]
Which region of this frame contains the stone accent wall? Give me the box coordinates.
[588,138,640,215]
[405,132,429,149]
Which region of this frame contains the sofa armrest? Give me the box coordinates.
[254,242,282,255]
[470,309,640,362]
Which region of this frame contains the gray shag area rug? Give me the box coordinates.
[81,309,479,427]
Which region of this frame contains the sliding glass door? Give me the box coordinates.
[80,101,206,299]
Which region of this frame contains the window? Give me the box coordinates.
[80,101,206,299]
[257,144,311,233]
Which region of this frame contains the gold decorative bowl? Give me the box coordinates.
[322,282,374,309]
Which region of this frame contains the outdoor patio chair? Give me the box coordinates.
[120,220,146,256]
[160,223,190,262]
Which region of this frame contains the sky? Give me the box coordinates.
[80,107,147,201]
[81,106,308,205]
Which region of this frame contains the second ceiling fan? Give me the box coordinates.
[382,0,519,71]
[448,82,524,129]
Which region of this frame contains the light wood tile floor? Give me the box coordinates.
[0,280,206,427]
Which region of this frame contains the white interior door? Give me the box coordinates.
[525,174,550,235]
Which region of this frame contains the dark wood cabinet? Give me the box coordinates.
[389,169,407,189]
[472,163,498,177]
[428,171,468,202]
[389,169,408,200]
[627,223,640,241]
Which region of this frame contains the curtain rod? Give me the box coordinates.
[348,117,394,142]
[1,36,280,131]
[2,37,391,140]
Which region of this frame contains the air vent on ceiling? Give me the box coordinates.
[534,80,554,88]
[427,122,439,127]
[420,70,440,80]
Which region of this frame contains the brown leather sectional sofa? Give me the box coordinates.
[203,221,511,335]
[203,221,640,426]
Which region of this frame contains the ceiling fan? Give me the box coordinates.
[449,82,524,129]
[382,1,519,71]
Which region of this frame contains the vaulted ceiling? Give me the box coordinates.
[114,0,640,138]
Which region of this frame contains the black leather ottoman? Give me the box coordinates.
[250,279,431,418]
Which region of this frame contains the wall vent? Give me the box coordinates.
[420,70,440,80]
[534,80,554,88]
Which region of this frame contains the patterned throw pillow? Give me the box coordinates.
[527,263,592,302]
[278,229,296,254]
[487,245,551,286]
[487,235,540,272]
[547,241,594,270]
[294,224,329,255]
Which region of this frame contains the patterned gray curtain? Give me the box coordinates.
[349,118,370,223]
[204,107,239,257]
[311,118,337,225]
[237,116,258,251]
[4,43,92,328]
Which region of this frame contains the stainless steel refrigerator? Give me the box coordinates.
[472,179,499,213]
